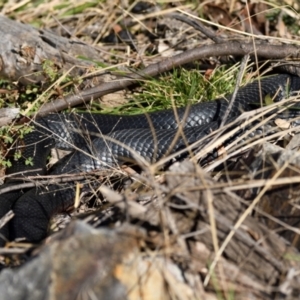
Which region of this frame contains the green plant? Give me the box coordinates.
[95,63,246,116]
[0,124,33,168]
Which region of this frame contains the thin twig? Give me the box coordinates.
[220,55,249,128]
[171,13,224,43]
[0,171,109,195]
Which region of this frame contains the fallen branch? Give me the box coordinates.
[0,15,104,85]
[37,40,300,115]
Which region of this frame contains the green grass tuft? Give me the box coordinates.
[95,63,245,115]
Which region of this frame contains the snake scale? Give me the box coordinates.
[1,73,300,245]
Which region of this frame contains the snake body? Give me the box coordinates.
[2,73,300,244]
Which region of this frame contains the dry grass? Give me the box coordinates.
[1,0,300,299]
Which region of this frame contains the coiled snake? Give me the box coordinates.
[1,73,300,244]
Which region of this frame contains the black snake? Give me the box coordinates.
[1,73,300,245]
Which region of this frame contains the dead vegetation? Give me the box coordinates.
[1,0,300,299]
